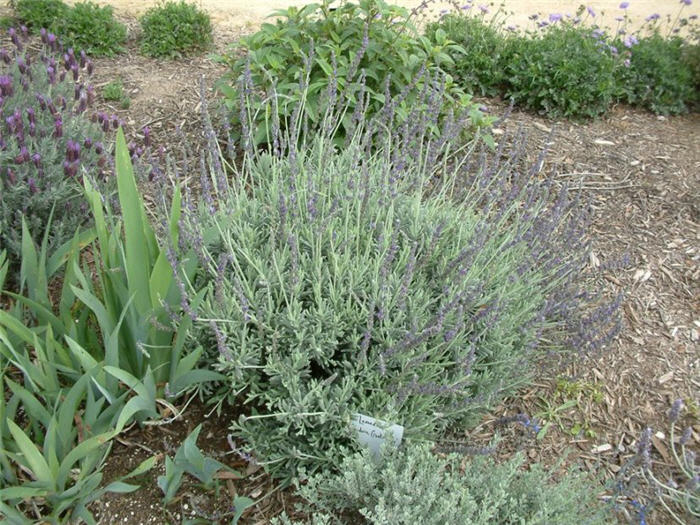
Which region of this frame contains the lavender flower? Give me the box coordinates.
[587,6,596,17]
[549,13,563,22]
[619,2,629,8]
[668,399,684,423]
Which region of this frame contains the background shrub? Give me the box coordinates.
[52,1,127,57]
[614,34,696,115]
[9,0,68,32]
[217,0,490,146]
[0,30,109,281]
[274,442,609,525]
[502,25,617,118]
[139,1,213,58]
[425,13,506,97]
[181,94,619,483]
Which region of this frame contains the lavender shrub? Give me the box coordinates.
[177,74,621,483]
[0,27,111,281]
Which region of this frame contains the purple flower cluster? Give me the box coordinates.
[0,27,110,272]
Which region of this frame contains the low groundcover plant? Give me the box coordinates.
[272,441,609,524]
[176,76,621,484]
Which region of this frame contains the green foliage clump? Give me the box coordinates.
[615,34,696,115]
[273,442,609,525]
[102,79,130,108]
[425,13,506,97]
[502,25,617,118]
[9,0,68,31]
[139,1,213,59]
[54,1,127,57]
[217,0,489,146]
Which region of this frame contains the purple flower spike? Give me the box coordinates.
[7,168,16,184]
[28,177,38,194]
[71,63,79,81]
[47,33,57,51]
[680,0,692,5]
[80,50,87,68]
[40,28,48,43]
[86,60,94,75]
[16,56,27,75]
[53,118,63,138]
[0,75,13,97]
[619,2,629,8]
[83,137,93,149]
[587,6,596,17]
[111,115,120,129]
[143,126,151,147]
[26,107,35,123]
[32,153,41,167]
[20,26,28,39]
[478,4,489,13]
[549,13,562,22]
[0,49,10,65]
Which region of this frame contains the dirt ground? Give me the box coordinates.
[46,0,700,32]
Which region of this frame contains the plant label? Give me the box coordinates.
[351,413,404,457]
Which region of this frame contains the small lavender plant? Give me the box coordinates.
[0,27,109,281]
[175,74,620,483]
[631,400,699,523]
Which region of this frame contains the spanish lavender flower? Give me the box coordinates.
[619,2,629,8]
[587,6,596,17]
[143,126,151,147]
[549,13,563,22]
[47,33,58,51]
[680,0,692,6]
[53,118,62,138]
[20,26,28,39]
[79,50,87,68]
[31,153,41,168]
[40,28,48,44]
[478,4,489,14]
[0,75,13,96]
[86,60,94,75]
[9,28,21,51]
[71,63,79,81]
[15,146,29,164]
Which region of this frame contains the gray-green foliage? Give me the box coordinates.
[274,442,609,525]
[184,91,606,483]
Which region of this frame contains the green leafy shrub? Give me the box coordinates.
[425,13,506,97]
[180,89,619,483]
[53,1,127,57]
[9,0,68,31]
[273,442,609,525]
[217,0,490,146]
[139,0,213,58]
[614,34,696,115]
[502,24,617,118]
[0,31,108,283]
